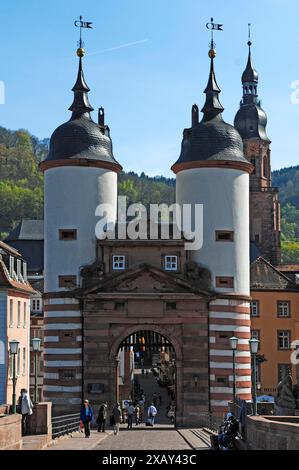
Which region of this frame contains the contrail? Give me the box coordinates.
[86,38,149,56]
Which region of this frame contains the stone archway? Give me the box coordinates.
[109,324,183,427]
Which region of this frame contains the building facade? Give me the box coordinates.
[250,257,299,395]
[40,42,252,424]
[0,241,35,405]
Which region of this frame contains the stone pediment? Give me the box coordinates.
[79,264,212,297]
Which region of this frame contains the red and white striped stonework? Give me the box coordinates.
[43,297,82,407]
[209,298,252,414]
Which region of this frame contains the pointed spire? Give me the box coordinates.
[242,42,258,85]
[69,49,94,119]
[201,49,224,122]
[240,26,259,105]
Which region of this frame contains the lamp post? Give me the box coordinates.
[249,337,259,416]
[230,336,238,404]
[9,340,19,414]
[32,338,41,404]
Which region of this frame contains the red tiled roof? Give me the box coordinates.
[0,260,36,294]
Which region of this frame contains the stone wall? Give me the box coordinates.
[30,402,52,439]
[0,413,22,450]
[246,415,299,450]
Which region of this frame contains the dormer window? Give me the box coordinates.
[112,255,126,271]
[17,259,23,282]
[9,256,14,278]
[164,255,178,271]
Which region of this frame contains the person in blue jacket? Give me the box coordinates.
[80,399,94,438]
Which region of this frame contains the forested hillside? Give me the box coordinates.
[0,126,298,262]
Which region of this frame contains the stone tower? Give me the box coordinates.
[40,47,122,413]
[234,39,281,265]
[172,45,253,413]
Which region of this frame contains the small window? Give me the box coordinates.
[251,330,260,349]
[112,255,126,270]
[250,300,260,317]
[217,332,232,343]
[278,330,291,350]
[115,302,126,311]
[9,256,14,278]
[17,301,21,326]
[216,277,234,288]
[58,275,77,288]
[9,299,13,327]
[23,262,27,282]
[59,229,77,241]
[166,302,176,310]
[215,231,234,242]
[23,302,27,327]
[254,234,260,244]
[59,369,76,381]
[17,348,20,376]
[277,301,290,318]
[22,347,26,375]
[60,331,75,342]
[17,259,22,280]
[164,255,178,271]
[215,376,229,386]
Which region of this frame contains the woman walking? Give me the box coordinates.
[80,399,94,438]
[111,403,122,435]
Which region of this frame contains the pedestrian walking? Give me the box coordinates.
[20,388,33,436]
[111,403,122,435]
[147,403,157,427]
[80,399,93,438]
[127,402,135,430]
[135,404,140,425]
[96,401,108,432]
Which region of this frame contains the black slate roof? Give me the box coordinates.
[7,220,44,241]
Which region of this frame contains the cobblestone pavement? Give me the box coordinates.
[94,426,192,450]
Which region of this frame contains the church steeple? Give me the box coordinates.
[69,48,94,119]
[234,27,269,142]
[240,39,260,107]
[201,48,224,121]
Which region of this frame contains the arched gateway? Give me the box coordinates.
[79,256,212,428]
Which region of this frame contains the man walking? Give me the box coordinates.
[147,403,157,427]
[127,402,135,430]
[20,388,33,436]
[97,401,108,432]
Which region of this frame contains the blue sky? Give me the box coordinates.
[0,0,298,176]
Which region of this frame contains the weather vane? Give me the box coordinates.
[248,23,252,46]
[206,17,223,51]
[74,15,93,54]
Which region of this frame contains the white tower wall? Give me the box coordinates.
[44,166,117,293]
[176,167,250,295]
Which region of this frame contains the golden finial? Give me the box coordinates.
[208,48,216,59]
[77,47,85,57]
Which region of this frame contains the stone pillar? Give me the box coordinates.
[30,402,52,439]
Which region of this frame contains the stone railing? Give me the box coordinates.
[0,413,22,450]
[246,415,299,450]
